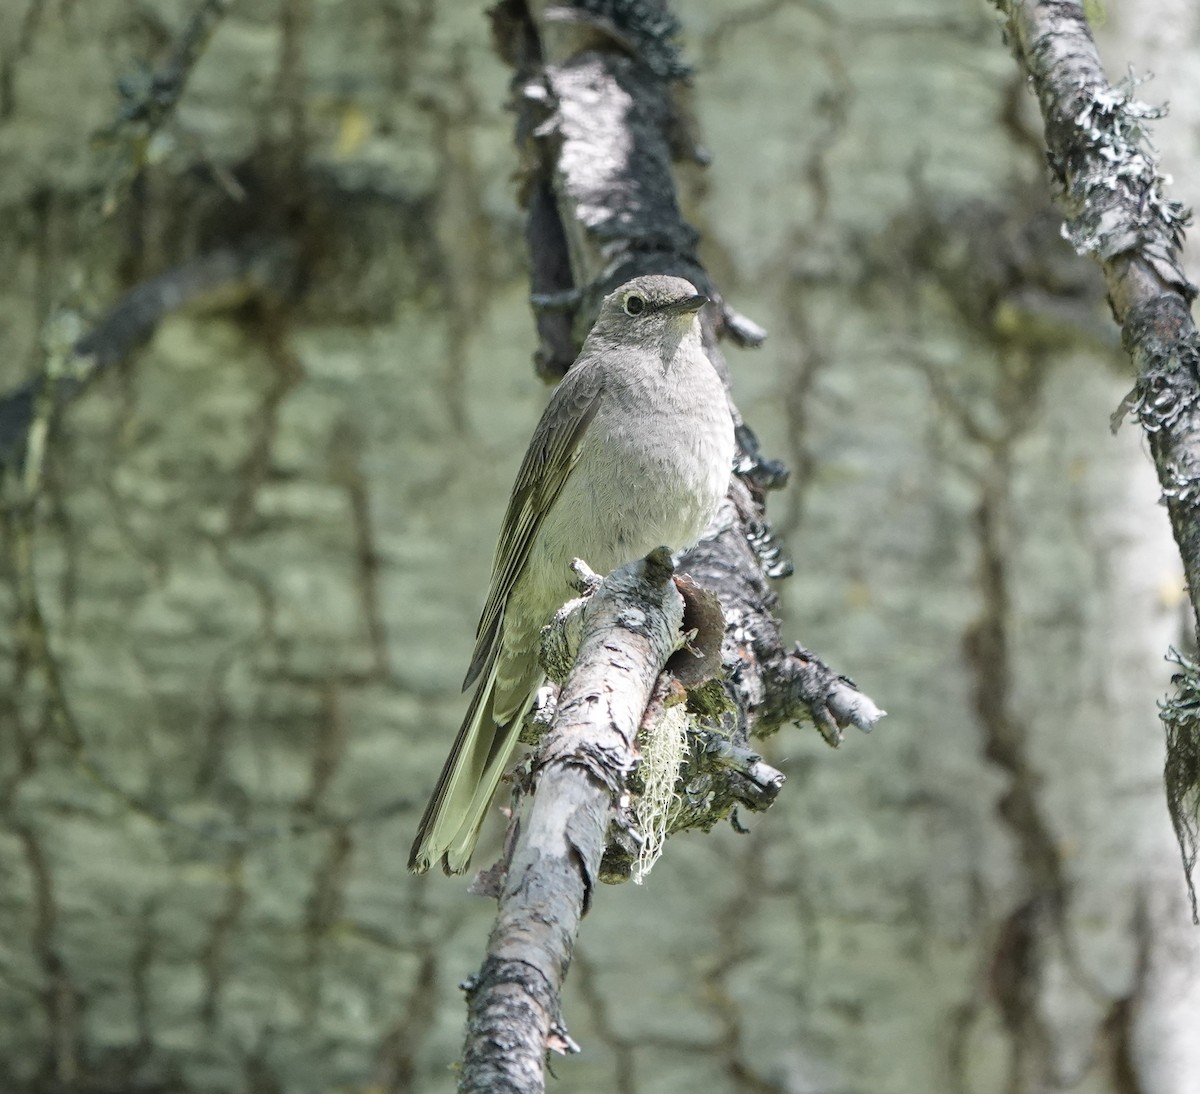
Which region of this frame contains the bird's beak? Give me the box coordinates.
[660,293,709,316]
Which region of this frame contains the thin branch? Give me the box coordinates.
[97,0,236,211]
[992,0,1200,917]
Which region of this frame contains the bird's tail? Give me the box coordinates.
[408,647,537,875]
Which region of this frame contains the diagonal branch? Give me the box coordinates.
[461,550,684,1094]
[992,0,1200,918]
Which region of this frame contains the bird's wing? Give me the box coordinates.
[461,369,604,690]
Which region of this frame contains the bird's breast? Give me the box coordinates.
[536,363,733,585]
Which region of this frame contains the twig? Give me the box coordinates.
[97,0,236,212]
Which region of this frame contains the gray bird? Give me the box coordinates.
[409,274,735,874]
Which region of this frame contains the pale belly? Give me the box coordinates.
[503,401,734,668]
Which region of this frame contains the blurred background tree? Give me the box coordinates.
[0,1,1198,1092]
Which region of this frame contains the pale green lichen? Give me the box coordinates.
[632,704,690,884]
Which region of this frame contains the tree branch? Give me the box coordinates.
[992,0,1200,917]
[460,549,685,1093]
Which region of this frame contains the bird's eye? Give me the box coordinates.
[623,293,646,317]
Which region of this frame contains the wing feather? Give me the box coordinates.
[461,371,604,690]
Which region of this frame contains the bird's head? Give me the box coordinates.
[593,275,709,342]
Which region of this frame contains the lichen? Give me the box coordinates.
[632,703,690,883]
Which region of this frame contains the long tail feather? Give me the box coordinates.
[408,646,504,873]
[410,633,547,874]
[440,686,539,874]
